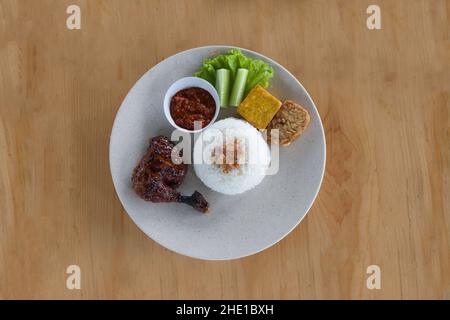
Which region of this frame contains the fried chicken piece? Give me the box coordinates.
[132,136,209,213]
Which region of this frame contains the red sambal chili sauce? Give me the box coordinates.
[170,87,216,131]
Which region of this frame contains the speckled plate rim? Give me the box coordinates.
[109,45,326,260]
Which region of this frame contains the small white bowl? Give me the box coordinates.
[163,77,220,133]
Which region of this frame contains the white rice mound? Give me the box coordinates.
[193,118,271,195]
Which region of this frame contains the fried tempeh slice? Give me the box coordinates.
[267,100,310,146]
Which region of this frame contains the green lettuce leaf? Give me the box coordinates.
[194,49,273,97]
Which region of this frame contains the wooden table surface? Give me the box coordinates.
[0,0,449,299]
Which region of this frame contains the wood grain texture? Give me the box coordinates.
[0,0,449,299]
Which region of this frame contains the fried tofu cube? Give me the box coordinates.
[237,85,282,129]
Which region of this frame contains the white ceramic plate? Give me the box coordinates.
[110,46,326,260]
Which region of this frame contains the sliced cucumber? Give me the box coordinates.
[215,69,231,107]
[229,68,249,107]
